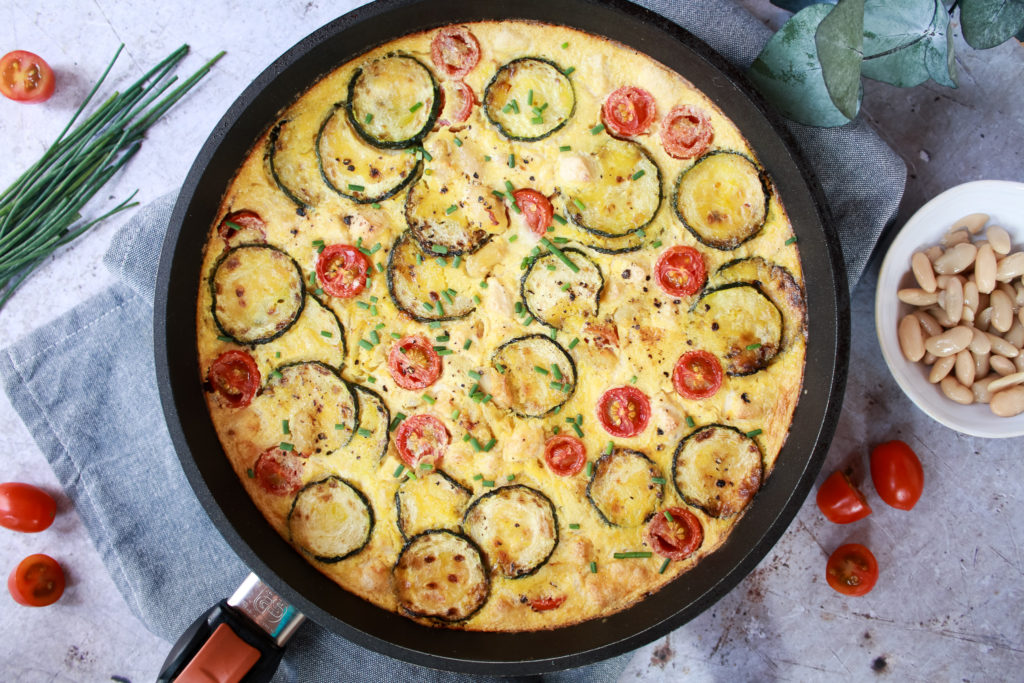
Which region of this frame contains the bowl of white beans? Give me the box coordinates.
[876,179,1024,438]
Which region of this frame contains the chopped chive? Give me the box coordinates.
[369,243,382,254]
[468,370,482,380]
[335,423,346,430]
[515,302,524,315]
[507,474,516,482]
[561,41,569,49]
[746,342,762,350]
[590,561,597,573]
[553,426,560,434]
[463,339,472,350]
[505,180,516,195]
[422,301,434,312]
[569,337,579,349]
[502,102,513,113]
[358,246,373,256]
[559,145,571,152]
[614,551,653,559]
[463,434,472,443]
[389,413,407,431]
[552,236,569,244]
[572,197,586,211]
[367,375,377,383]
[365,112,373,124]
[282,419,290,434]
[508,234,519,242]
[590,123,604,135]
[473,294,481,304]
[358,339,373,351]
[370,305,379,316]
[664,510,675,522]
[445,204,458,215]
[652,477,666,485]
[560,282,571,291]
[495,363,506,373]
[553,213,567,225]
[431,244,449,254]
[482,480,495,487]
[527,89,534,105]
[471,437,483,452]
[651,240,663,248]
[564,66,576,75]
[549,328,558,341]
[437,348,454,356]
[217,335,233,343]
[451,409,460,421]
[604,441,613,455]
[279,442,294,452]
[631,169,645,180]
[659,558,671,574]
[419,462,434,470]
[508,153,515,168]
[308,271,317,286]
[531,116,544,125]
[575,414,583,425]
[432,345,447,352]
[370,330,380,345]
[483,438,496,451]
[568,523,580,530]
[510,99,519,113]
[314,287,325,296]
[390,332,402,339]
[785,236,798,245]
[422,394,436,405]
[347,183,365,192]
[551,363,562,379]
[629,375,638,384]
[375,321,385,328]
[546,264,557,271]
[269,370,282,380]
[549,381,564,391]
[436,333,450,342]
[453,136,463,147]
[492,189,506,200]
[357,301,370,310]
[747,428,763,438]
[246,468,254,478]
[435,257,447,267]
[452,254,462,268]
[393,464,405,477]
[521,315,534,326]
[320,330,333,338]
[409,101,423,112]
[421,148,433,162]
[358,428,372,438]
[685,416,696,428]
[275,352,281,358]
[572,423,583,438]
[484,155,492,161]
[415,253,423,265]
[541,238,580,273]
[586,461,593,478]
[473,473,483,480]
[442,290,454,304]
[372,202,381,210]
[429,321,441,329]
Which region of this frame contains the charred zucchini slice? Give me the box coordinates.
[490,334,576,417]
[483,57,575,141]
[395,469,472,540]
[559,139,661,238]
[673,151,769,250]
[691,282,783,375]
[266,116,326,209]
[462,485,558,579]
[672,424,763,518]
[394,529,490,622]
[317,103,423,204]
[210,244,305,345]
[521,247,603,329]
[349,384,390,463]
[405,175,507,255]
[288,476,373,563]
[252,295,346,376]
[587,448,664,527]
[347,54,440,149]
[258,361,358,454]
[712,257,807,352]
[386,231,478,322]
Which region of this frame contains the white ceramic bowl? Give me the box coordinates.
[876,179,1024,438]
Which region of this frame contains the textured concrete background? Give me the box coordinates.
[0,1,1022,681]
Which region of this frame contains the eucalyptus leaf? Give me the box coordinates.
[816,0,865,120]
[960,0,1024,49]
[749,5,854,127]
[769,0,832,12]
[860,0,956,87]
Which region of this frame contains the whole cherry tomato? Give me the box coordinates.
[870,440,924,511]
[816,470,872,524]
[8,554,65,606]
[826,543,878,597]
[0,482,57,533]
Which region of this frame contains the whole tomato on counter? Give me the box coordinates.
[1,51,56,103]
[0,482,57,533]
[816,470,872,524]
[870,440,924,511]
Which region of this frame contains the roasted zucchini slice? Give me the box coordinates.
[405,175,507,255]
[386,231,478,322]
[712,257,807,352]
[251,295,346,376]
[587,448,664,527]
[672,424,763,518]
[349,384,390,463]
[210,244,305,345]
[462,485,558,579]
[288,476,374,563]
[673,151,769,250]
[347,54,440,149]
[257,361,358,454]
[521,247,603,329]
[559,139,661,238]
[393,529,490,622]
[266,116,326,209]
[395,469,472,540]
[483,57,575,141]
[317,102,423,204]
[690,283,783,376]
[490,334,577,418]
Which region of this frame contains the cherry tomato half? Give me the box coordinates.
[0,51,56,103]
[513,189,554,236]
[430,26,481,79]
[207,350,260,408]
[646,507,704,561]
[672,350,723,400]
[444,81,475,125]
[316,244,370,299]
[388,335,443,390]
[870,440,924,511]
[544,435,587,477]
[816,470,872,524]
[218,209,267,244]
[596,386,651,438]
[528,595,567,612]
[253,446,305,497]
[660,105,713,160]
[0,483,57,533]
[826,543,878,597]
[601,86,657,138]
[8,554,65,607]
[395,414,450,468]
[655,245,706,297]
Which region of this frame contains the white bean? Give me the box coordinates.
[1016,354,1024,373]
[996,252,1024,282]
[974,243,997,294]
[1014,281,1024,308]
[898,315,925,361]
[988,372,1024,393]
[972,374,999,403]
[925,245,944,263]
[940,375,974,404]
[934,243,977,275]
[924,326,973,357]
[923,352,937,365]
[990,289,1014,333]
[969,326,991,354]
[1007,319,1024,349]
[976,307,992,331]
[955,349,975,387]
[962,307,975,324]
[929,355,956,383]
[991,386,1024,417]
[987,332,1020,358]
[928,306,956,328]
[986,225,1012,255]
[915,310,943,336]
[963,280,980,312]
[990,354,1016,376]
[911,251,937,292]
[998,281,1018,306]
[973,350,990,378]
[944,275,964,324]
[942,228,970,247]
[952,213,988,234]
[898,288,939,306]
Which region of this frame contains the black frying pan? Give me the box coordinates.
[154,0,849,674]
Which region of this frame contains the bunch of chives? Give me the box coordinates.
[0,44,224,310]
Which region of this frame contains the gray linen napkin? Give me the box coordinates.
[0,1,906,681]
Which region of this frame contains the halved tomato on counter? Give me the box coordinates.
[596,386,650,438]
[317,244,370,298]
[388,335,442,390]
[395,414,450,468]
[207,350,260,408]
[601,86,656,138]
[816,470,872,524]
[0,51,55,103]
[8,554,65,607]
[826,543,878,597]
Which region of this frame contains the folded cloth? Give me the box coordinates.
[0,1,905,681]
